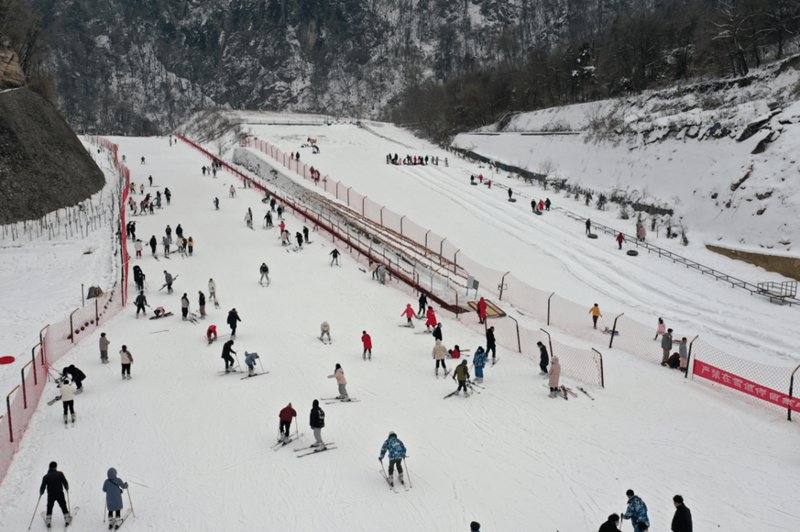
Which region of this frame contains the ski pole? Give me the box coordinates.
[127,488,135,517]
[103,499,106,523]
[27,494,42,530]
[258,358,267,375]
[379,458,387,478]
[66,489,71,514]
[403,458,412,488]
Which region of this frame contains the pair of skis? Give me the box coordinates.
[294,443,336,457]
[240,371,269,381]
[105,508,132,530]
[272,433,303,451]
[321,397,359,405]
[40,506,79,529]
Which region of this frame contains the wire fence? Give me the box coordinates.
[0,137,129,485]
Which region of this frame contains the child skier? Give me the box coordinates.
[102,467,129,530]
[473,346,487,383]
[379,432,407,487]
[244,352,260,377]
[361,331,372,360]
[452,360,470,397]
[400,304,417,327]
[425,307,438,332]
[319,321,331,343]
[206,324,217,343]
[278,403,297,443]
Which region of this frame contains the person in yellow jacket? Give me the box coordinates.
[589,303,602,329]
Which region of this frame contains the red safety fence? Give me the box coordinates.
[0,137,129,484]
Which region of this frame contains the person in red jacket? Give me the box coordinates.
[616,232,625,250]
[206,324,217,343]
[425,307,437,332]
[477,297,487,324]
[361,331,372,360]
[538,199,545,211]
[278,403,297,443]
[400,304,417,327]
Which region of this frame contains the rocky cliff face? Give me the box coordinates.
[0,46,25,89]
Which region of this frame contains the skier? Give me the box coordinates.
[327,363,349,400]
[378,432,407,487]
[245,210,253,228]
[589,303,602,329]
[361,331,372,360]
[329,248,340,266]
[432,323,443,342]
[61,365,86,393]
[452,360,470,397]
[221,339,236,372]
[179,293,189,320]
[477,296,487,324]
[244,352,260,376]
[485,326,497,363]
[208,278,217,306]
[303,225,310,243]
[227,308,241,337]
[616,232,625,250]
[400,304,417,327]
[423,306,436,331]
[653,317,666,341]
[295,231,303,248]
[134,291,148,317]
[229,184,235,198]
[39,462,72,528]
[309,399,326,448]
[175,224,183,239]
[545,198,551,210]
[206,325,217,342]
[671,495,692,532]
[417,293,428,317]
[120,345,133,380]
[162,235,171,258]
[198,291,206,318]
[148,235,157,256]
[133,239,143,258]
[187,237,194,256]
[548,355,561,397]
[213,197,219,210]
[99,332,110,364]
[537,341,549,375]
[148,175,153,186]
[319,321,331,343]
[623,489,650,532]
[277,205,284,219]
[599,514,621,532]
[473,346,487,383]
[376,264,387,284]
[585,218,592,235]
[132,265,145,292]
[270,197,276,211]
[661,328,674,366]
[259,262,270,285]
[102,468,129,530]
[278,403,297,443]
[163,271,174,294]
[432,339,448,376]
[58,377,76,424]
[140,156,145,164]
[281,230,290,246]
[264,211,273,228]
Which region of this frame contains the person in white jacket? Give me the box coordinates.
[432,339,449,377]
[59,379,76,424]
[120,345,133,380]
[327,363,348,401]
[208,278,217,306]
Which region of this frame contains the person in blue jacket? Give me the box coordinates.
[379,432,407,487]
[244,352,260,377]
[103,467,129,529]
[473,347,487,383]
[623,489,649,532]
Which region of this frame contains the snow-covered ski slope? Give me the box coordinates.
[1,137,798,532]
[239,120,799,368]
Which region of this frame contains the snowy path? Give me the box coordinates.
[0,137,798,531]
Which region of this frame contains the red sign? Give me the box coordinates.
[693,359,800,412]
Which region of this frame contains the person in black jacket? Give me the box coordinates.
[417,293,428,317]
[148,235,157,256]
[221,340,236,373]
[310,399,326,449]
[598,514,620,532]
[537,341,549,375]
[432,324,443,342]
[227,308,241,337]
[671,495,692,532]
[485,326,497,362]
[61,365,86,392]
[135,291,149,317]
[40,461,71,527]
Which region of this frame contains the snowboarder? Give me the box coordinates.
[585,218,592,235]
[227,308,241,337]
[452,360,470,396]
[120,346,133,380]
[163,271,174,294]
[39,462,72,528]
[661,328,674,366]
[309,399,326,448]
[417,293,428,317]
[432,340,448,376]
[653,317,666,341]
[432,323,443,342]
[148,235,157,256]
[278,403,297,443]
[379,432,407,487]
[671,495,692,532]
[58,377,76,424]
[99,332,110,364]
[134,291,148,317]
[473,346,487,383]
[180,293,190,320]
[319,321,331,343]
[623,489,650,532]
[327,363,349,400]
[599,514,621,532]
[102,468,129,530]
[537,341,549,375]
[244,352,260,376]
[589,303,602,329]
[616,232,625,250]
[259,262,270,285]
[361,331,372,360]
[401,304,417,326]
[329,248,340,266]
[548,355,561,397]
[206,325,217,342]
[424,307,437,332]
[61,365,86,393]
[477,296,487,324]
[198,291,206,318]
[221,339,236,372]
[485,326,497,362]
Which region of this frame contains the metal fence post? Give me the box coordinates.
[547,292,554,325]
[592,348,605,388]
[609,313,624,348]
[7,387,18,442]
[498,271,510,301]
[539,328,553,361]
[788,364,800,421]
[685,336,699,379]
[507,315,522,353]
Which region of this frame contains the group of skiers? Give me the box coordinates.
[386,153,446,166]
[597,490,693,532]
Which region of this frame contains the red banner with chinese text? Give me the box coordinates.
[693,359,800,412]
